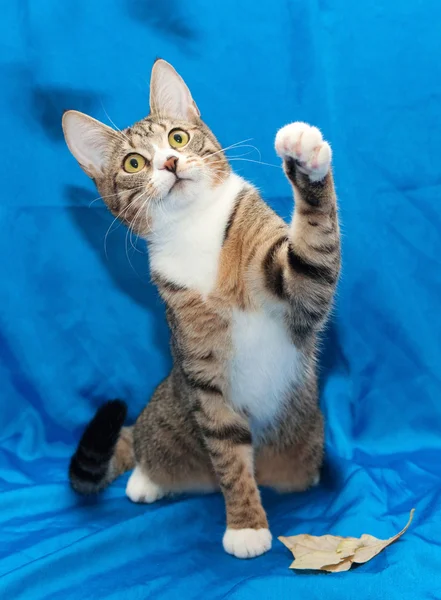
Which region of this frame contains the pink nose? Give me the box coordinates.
[163,156,178,173]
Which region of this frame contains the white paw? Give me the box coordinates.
[126,466,165,504]
[275,122,332,182]
[311,473,321,487]
[223,528,272,559]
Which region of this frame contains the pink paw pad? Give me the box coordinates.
[275,122,332,182]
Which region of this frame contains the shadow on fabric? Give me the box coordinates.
[125,0,200,43]
[31,85,105,142]
[64,184,170,360]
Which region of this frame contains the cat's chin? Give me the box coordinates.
[166,176,197,200]
[171,176,192,190]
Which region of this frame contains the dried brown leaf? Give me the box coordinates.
[288,550,343,570]
[322,558,353,573]
[279,508,415,573]
[279,533,359,558]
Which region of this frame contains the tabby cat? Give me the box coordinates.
[63,59,340,559]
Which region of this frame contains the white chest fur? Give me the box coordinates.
[149,174,245,296]
[149,172,302,433]
[230,308,302,433]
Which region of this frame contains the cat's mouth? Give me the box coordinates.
[170,174,192,191]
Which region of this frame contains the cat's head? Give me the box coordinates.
[62,59,229,235]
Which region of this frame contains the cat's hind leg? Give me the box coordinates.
[126,376,218,503]
[126,462,218,503]
[256,412,324,493]
[126,465,166,504]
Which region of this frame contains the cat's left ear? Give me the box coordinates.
[149,59,200,121]
[62,110,120,179]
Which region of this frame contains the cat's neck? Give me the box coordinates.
[148,172,245,296]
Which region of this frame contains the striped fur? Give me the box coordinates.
[63,61,340,559]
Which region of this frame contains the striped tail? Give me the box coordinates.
[69,400,135,494]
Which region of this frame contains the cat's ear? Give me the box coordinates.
[62,110,120,179]
[149,59,200,121]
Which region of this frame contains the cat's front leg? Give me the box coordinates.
[195,402,271,558]
[266,122,341,339]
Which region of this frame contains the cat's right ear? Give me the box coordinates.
[149,59,200,121]
[62,111,119,179]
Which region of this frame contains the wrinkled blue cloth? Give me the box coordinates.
[1,1,440,598]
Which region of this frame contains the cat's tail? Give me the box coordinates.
[69,400,135,494]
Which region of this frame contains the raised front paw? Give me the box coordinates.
[275,122,332,182]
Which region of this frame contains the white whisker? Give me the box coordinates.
[89,185,146,207]
[206,150,257,167]
[228,157,282,169]
[100,102,131,143]
[127,195,147,254]
[129,189,155,253]
[104,197,141,259]
[202,138,255,160]
[228,143,262,161]
[125,190,154,270]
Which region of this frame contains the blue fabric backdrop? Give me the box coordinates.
[1,1,440,598]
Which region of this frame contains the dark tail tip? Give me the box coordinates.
[69,400,127,495]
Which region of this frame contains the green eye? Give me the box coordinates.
[168,129,189,149]
[123,153,146,173]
